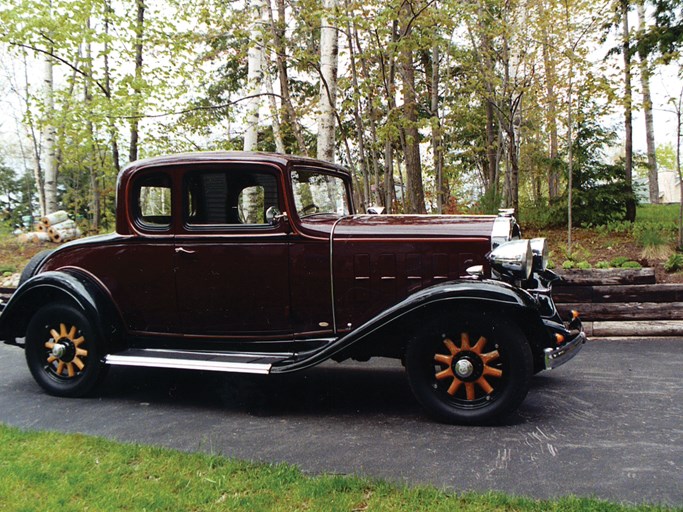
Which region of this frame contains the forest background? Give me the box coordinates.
[0,0,682,254]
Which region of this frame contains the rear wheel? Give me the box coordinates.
[405,314,532,425]
[25,303,107,397]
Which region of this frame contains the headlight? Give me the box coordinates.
[530,238,548,272]
[488,239,533,280]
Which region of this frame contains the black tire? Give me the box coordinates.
[20,249,53,285]
[405,313,533,425]
[25,303,107,397]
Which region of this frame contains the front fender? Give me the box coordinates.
[0,270,123,349]
[272,279,544,373]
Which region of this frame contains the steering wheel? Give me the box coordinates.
[301,203,319,215]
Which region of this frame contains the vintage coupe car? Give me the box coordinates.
[0,152,585,424]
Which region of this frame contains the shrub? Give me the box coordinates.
[576,261,592,269]
[610,256,630,268]
[596,261,610,269]
[664,253,683,273]
[621,260,642,269]
[562,260,575,270]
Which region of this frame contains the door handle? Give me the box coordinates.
[175,247,196,255]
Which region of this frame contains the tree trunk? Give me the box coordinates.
[263,49,285,153]
[244,0,263,152]
[542,23,560,200]
[675,89,683,249]
[268,0,306,154]
[426,45,444,213]
[43,47,58,214]
[622,0,636,221]
[129,0,145,163]
[399,3,426,214]
[353,22,382,206]
[19,54,46,216]
[104,0,121,175]
[637,2,659,204]
[317,0,338,162]
[85,18,100,232]
[344,3,370,208]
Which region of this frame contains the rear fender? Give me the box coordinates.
[272,279,549,373]
[0,270,124,350]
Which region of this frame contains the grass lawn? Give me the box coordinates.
[0,424,677,511]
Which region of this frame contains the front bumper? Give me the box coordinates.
[544,330,586,369]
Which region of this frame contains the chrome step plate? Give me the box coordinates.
[105,349,294,375]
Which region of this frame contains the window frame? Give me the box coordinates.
[131,171,174,234]
[179,165,286,235]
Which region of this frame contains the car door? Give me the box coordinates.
[119,171,180,334]
[174,164,292,338]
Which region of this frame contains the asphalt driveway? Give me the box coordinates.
[1,338,681,506]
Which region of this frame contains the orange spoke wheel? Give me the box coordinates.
[25,303,106,398]
[43,322,89,380]
[405,315,533,425]
[433,332,502,404]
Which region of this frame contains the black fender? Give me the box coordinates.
[272,279,551,373]
[0,270,124,351]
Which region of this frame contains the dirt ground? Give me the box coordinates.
[1,227,681,287]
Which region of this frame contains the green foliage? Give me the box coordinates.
[637,203,680,223]
[562,260,575,269]
[596,261,610,269]
[609,256,630,267]
[519,198,567,229]
[575,261,592,269]
[0,163,34,229]
[664,252,683,272]
[621,260,643,269]
[655,143,677,172]
[570,101,636,227]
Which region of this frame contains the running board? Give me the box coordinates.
[105,349,295,375]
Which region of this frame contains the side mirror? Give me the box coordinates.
[266,206,287,226]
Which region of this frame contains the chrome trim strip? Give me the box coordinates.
[105,354,272,374]
[543,332,586,370]
[329,216,347,334]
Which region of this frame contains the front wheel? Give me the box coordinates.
[25,303,107,397]
[405,314,533,425]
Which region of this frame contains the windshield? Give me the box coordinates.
[291,169,350,217]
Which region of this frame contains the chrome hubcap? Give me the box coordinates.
[50,343,66,359]
[454,359,474,378]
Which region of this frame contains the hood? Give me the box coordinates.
[331,214,501,241]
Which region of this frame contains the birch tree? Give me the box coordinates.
[637,1,659,203]
[317,0,338,162]
[244,0,264,152]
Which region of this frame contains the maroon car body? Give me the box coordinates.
[0,152,585,424]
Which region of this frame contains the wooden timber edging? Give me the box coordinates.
[553,268,681,338]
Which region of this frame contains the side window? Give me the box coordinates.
[291,169,350,217]
[184,169,278,227]
[136,174,172,229]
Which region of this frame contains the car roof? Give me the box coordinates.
[120,151,351,178]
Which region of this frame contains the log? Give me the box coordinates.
[558,302,683,321]
[47,220,80,243]
[591,283,683,303]
[554,283,683,304]
[591,320,683,337]
[17,232,50,243]
[552,286,593,303]
[555,268,656,286]
[40,210,69,227]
